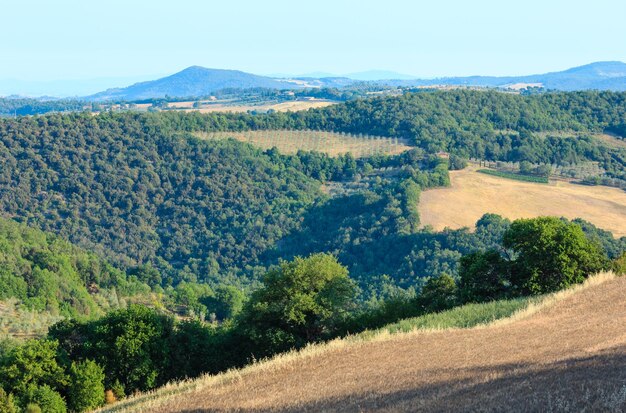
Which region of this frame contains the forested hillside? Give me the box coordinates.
[0,217,148,318]
[156,90,626,183]
[0,90,625,296]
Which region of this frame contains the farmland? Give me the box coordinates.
[98,273,626,412]
[169,99,337,113]
[195,129,413,157]
[419,166,626,237]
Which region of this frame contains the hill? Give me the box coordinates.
[0,216,151,337]
[100,272,626,412]
[86,66,297,101]
[419,166,626,237]
[378,61,626,91]
[83,62,626,102]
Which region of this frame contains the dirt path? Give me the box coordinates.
[144,276,626,412]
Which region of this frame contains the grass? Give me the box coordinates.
[195,129,412,158]
[477,168,549,183]
[98,272,625,412]
[420,166,626,237]
[361,297,537,337]
[97,273,622,412]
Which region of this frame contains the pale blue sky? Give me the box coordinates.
[2,0,625,81]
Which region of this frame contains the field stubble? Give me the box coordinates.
[99,272,625,413]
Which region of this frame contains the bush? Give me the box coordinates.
[612,252,626,275]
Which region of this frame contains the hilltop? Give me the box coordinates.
[86,66,298,101]
[100,273,626,412]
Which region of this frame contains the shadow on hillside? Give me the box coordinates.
[176,349,626,413]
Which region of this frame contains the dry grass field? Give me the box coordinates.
[419,166,626,237]
[98,273,626,412]
[195,130,413,158]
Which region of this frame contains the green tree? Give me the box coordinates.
[23,385,66,413]
[0,340,67,396]
[416,273,458,313]
[203,285,246,321]
[458,250,510,303]
[239,253,356,354]
[67,360,105,412]
[88,305,174,393]
[0,388,16,413]
[503,217,609,294]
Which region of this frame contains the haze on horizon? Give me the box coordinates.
[1,0,625,95]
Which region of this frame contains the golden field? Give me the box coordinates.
[195,130,412,158]
[419,166,626,237]
[98,273,626,412]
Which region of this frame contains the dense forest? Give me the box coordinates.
[1,90,625,298]
[0,218,150,319]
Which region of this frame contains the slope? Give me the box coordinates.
[87,66,296,101]
[105,273,626,412]
[419,166,626,237]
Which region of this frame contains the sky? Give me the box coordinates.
[1,0,625,94]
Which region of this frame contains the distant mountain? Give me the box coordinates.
[376,61,626,91]
[345,70,418,81]
[86,66,297,101]
[82,61,626,101]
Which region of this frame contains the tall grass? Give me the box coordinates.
[361,297,538,337]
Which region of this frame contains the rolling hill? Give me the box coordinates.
[86,66,298,101]
[98,272,626,412]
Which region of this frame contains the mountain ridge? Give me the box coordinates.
[74,61,626,101]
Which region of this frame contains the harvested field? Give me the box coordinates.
[419,166,626,237]
[195,130,412,158]
[99,273,626,412]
